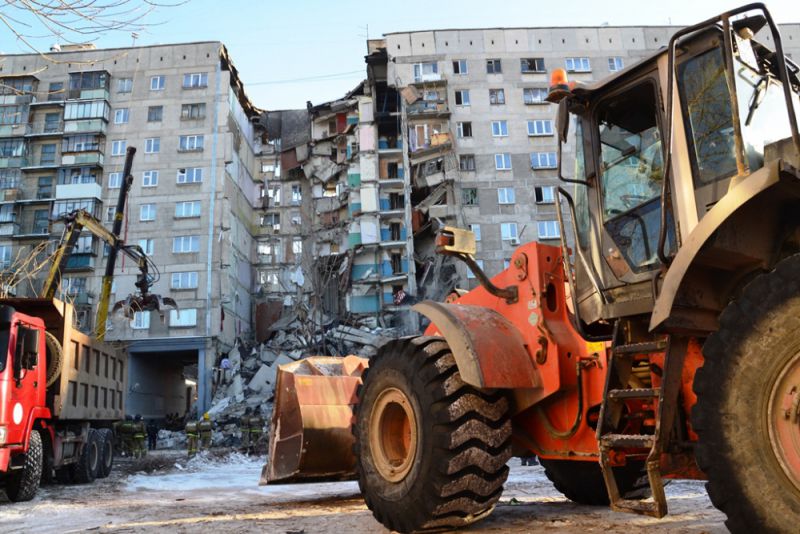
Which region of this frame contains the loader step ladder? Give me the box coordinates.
[597,333,688,518]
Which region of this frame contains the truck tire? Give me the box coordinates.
[540,458,648,505]
[693,253,800,534]
[354,337,512,533]
[44,331,63,388]
[71,428,100,484]
[4,429,43,502]
[96,428,114,479]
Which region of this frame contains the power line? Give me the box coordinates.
[247,70,363,86]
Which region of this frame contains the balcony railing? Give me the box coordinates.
[55,182,102,200]
[26,122,64,136]
[63,119,106,135]
[60,152,104,167]
[0,187,22,202]
[0,123,32,137]
[0,156,28,168]
[0,220,20,236]
[67,88,109,101]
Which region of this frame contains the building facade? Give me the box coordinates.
[0,42,263,416]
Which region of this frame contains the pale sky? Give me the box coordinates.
[1,0,798,110]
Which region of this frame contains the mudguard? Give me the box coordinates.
[412,301,541,389]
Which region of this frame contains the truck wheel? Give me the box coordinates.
[96,428,114,479]
[44,331,63,388]
[4,430,43,502]
[354,337,512,533]
[540,458,648,505]
[71,428,100,483]
[694,253,800,533]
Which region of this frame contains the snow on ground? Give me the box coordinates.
[0,453,727,533]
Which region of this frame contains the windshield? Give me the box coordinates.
[598,82,664,221]
[0,327,9,374]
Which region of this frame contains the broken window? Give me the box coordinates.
[389,192,404,210]
[498,187,516,204]
[459,154,476,171]
[413,62,439,82]
[462,187,478,206]
[291,184,302,205]
[292,237,303,254]
[535,185,556,204]
[391,253,403,274]
[521,58,546,73]
[453,59,468,74]
[489,88,505,105]
[387,162,399,178]
[454,90,470,106]
[457,122,472,138]
[390,222,402,241]
[486,59,502,74]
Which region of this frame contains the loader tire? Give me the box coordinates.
[44,331,63,388]
[354,337,512,533]
[540,458,648,505]
[71,428,100,484]
[4,430,43,502]
[96,428,114,479]
[693,253,800,534]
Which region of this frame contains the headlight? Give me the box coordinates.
[0,425,6,445]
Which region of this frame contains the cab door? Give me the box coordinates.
[5,320,43,449]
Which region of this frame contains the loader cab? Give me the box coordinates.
[554,5,800,330]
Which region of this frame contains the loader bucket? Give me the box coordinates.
[261,355,369,484]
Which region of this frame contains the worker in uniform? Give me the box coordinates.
[132,415,147,458]
[115,416,134,457]
[240,408,252,451]
[185,420,199,458]
[247,410,265,455]
[198,412,213,452]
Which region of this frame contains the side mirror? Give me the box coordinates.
[557,99,570,143]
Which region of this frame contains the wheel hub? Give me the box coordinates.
[768,352,800,491]
[369,387,418,483]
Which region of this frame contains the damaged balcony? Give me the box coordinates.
[409,132,452,164]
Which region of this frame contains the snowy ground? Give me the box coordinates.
[0,451,727,533]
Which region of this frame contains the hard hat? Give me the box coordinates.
[203,412,210,421]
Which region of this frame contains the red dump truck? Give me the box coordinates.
[0,298,124,501]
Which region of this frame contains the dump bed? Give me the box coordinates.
[0,297,125,422]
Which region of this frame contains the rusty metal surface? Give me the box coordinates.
[413,301,539,389]
[262,355,368,484]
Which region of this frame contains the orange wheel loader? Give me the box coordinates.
[264,4,800,532]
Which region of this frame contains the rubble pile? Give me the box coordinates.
[205,317,395,445]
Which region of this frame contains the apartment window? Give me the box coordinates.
[108,172,122,189]
[173,235,200,253]
[113,108,129,124]
[291,184,302,205]
[170,308,197,328]
[0,139,24,158]
[459,154,476,171]
[74,235,93,254]
[150,75,165,91]
[182,72,208,88]
[37,176,53,199]
[47,82,64,101]
[53,199,98,218]
[111,140,126,156]
[131,311,150,330]
[137,239,154,256]
[147,106,163,122]
[457,122,472,138]
[139,204,156,221]
[531,151,558,169]
[142,170,158,187]
[0,245,11,269]
[495,153,512,170]
[178,135,204,151]
[608,57,624,72]
[469,223,481,241]
[462,187,478,206]
[498,187,516,204]
[489,88,505,105]
[105,207,115,223]
[523,88,548,105]
[486,59,502,74]
[535,185,556,204]
[61,276,86,296]
[59,167,97,185]
[170,271,198,290]
[452,59,468,74]
[521,58,546,73]
[44,113,60,132]
[538,220,560,239]
[565,57,591,73]
[181,103,206,120]
[412,62,438,82]
[0,204,13,223]
[144,137,160,154]
[261,212,280,226]
[177,167,203,183]
[491,120,508,137]
[64,100,109,120]
[40,144,56,165]
[501,222,519,241]
[292,237,303,254]
[33,209,49,234]
[454,90,470,106]
[467,259,485,279]
[527,119,553,136]
[117,78,132,93]
[175,200,201,218]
